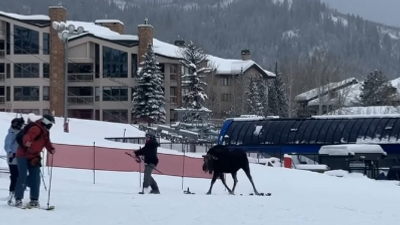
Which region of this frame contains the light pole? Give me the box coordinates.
[52,21,84,132]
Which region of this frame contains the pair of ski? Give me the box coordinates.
[8,202,55,210]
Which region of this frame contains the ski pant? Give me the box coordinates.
[14,157,40,201]
[143,164,159,191]
[8,164,18,192]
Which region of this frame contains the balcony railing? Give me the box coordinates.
[68,96,93,105]
[0,50,4,59]
[0,73,4,82]
[68,73,94,82]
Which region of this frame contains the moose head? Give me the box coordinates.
[202,154,218,174]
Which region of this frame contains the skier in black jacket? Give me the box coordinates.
[134,132,160,194]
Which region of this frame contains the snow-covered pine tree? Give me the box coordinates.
[359,70,397,106]
[245,75,264,115]
[256,74,268,116]
[132,44,166,125]
[268,62,289,117]
[180,41,211,121]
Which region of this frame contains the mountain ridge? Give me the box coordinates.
[1,0,400,82]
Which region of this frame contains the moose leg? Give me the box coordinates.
[244,167,260,195]
[206,173,218,195]
[219,174,233,194]
[231,172,238,194]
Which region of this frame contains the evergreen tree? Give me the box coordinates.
[245,75,264,115]
[359,70,397,106]
[132,44,166,124]
[180,41,211,112]
[268,62,289,117]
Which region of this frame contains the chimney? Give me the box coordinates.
[95,19,124,34]
[241,49,251,61]
[48,6,67,117]
[138,18,153,63]
[174,39,185,47]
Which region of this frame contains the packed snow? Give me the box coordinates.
[1,163,400,225]
[0,112,400,224]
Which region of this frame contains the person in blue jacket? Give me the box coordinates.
[4,118,25,204]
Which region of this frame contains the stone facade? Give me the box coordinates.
[48,6,67,117]
[138,23,153,63]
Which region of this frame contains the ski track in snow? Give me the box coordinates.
[0,166,399,225]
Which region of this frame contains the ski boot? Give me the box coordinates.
[28,200,40,208]
[149,189,160,194]
[7,192,14,205]
[13,199,23,208]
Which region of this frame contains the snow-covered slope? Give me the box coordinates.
[1,164,399,224]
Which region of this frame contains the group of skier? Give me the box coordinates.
[3,114,161,208]
[3,114,56,208]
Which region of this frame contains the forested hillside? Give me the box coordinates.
[2,0,400,95]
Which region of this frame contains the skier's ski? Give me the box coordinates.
[8,202,55,210]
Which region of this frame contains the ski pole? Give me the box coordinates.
[46,154,54,210]
[124,152,163,174]
[40,169,47,192]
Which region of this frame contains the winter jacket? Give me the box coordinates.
[16,121,55,160]
[134,139,159,166]
[4,128,20,165]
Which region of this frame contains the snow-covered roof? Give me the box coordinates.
[0,10,274,77]
[0,10,50,20]
[312,114,400,119]
[95,19,124,25]
[319,144,386,156]
[328,106,400,116]
[305,77,400,107]
[295,78,359,102]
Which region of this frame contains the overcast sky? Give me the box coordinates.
[319,0,400,28]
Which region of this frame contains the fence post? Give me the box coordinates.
[123,128,126,143]
[181,149,186,190]
[138,147,142,187]
[93,142,96,184]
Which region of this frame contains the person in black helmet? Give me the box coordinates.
[3,117,25,204]
[134,131,160,194]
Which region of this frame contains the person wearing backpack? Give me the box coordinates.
[12,114,56,208]
[4,117,25,204]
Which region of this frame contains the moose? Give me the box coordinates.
[202,145,260,195]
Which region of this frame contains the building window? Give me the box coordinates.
[14,86,39,101]
[43,109,51,115]
[170,64,178,81]
[43,63,50,78]
[131,54,137,77]
[13,25,39,54]
[6,86,10,101]
[95,44,100,78]
[6,64,10,78]
[102,87,128,101]
[103,109,128,123]
[43,33,50,55]
[6,23,10,55]
[102,46,128,78]
[43,86,50,101]
[159,63,165,80]
[221,77,229,86]
[14,109,40,115]
[95,87,100,101]
[0,86,4,104]
[14,63,39,78]
[221,93,231,102]
[0,64,4,82]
